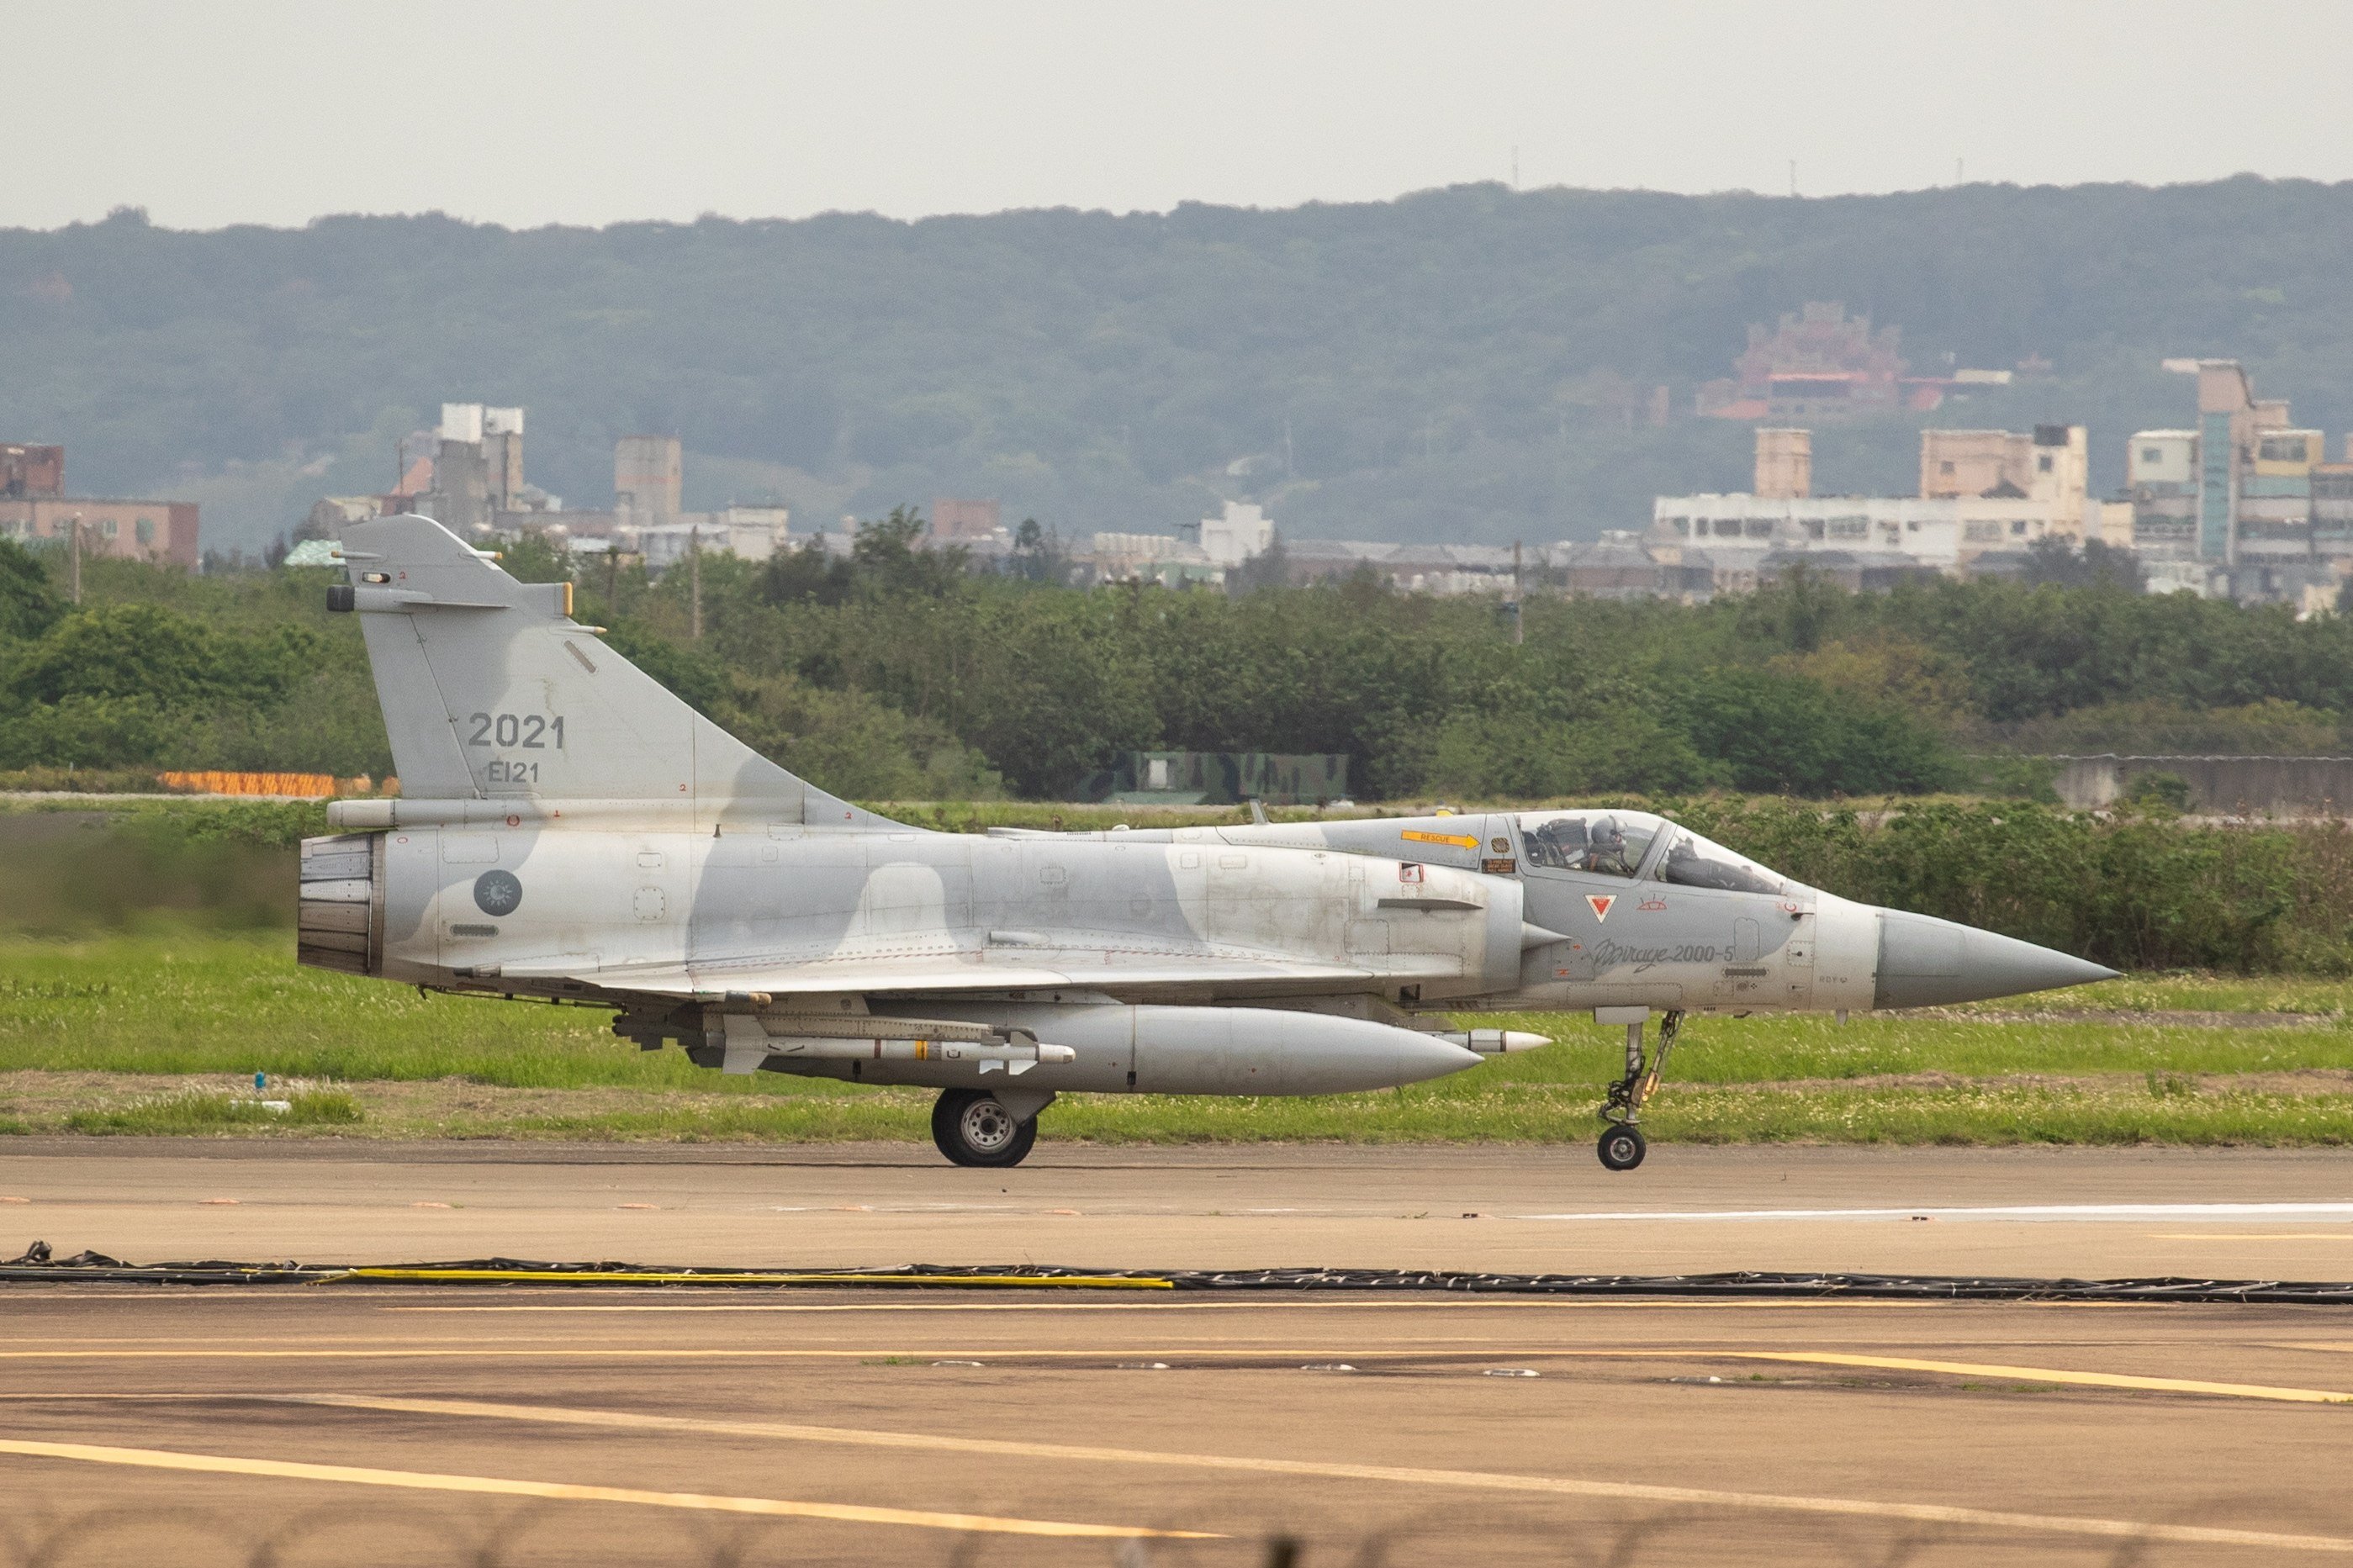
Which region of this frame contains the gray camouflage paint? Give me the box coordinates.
[305,515,2114,1098]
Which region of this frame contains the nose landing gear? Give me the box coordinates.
[1595,1009,1680,1170]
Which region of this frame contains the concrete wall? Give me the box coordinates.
[2047,754,2353,815]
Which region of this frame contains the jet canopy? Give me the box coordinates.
[1515,810,1796,896]
[1516,810,1664,877]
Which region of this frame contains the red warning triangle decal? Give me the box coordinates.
[1586,894,1615,922]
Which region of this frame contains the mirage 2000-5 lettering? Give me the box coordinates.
[300,517,2114,1169]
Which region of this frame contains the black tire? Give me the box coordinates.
[931,1089,1039,1168]
[1596,1123,1647,1172]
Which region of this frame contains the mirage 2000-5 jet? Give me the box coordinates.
[298,516,2114,1169]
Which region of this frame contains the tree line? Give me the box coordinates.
[12,523,2353,802]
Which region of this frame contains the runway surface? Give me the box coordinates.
[4,1141,2353,1564]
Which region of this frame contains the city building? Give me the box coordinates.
[1695,302,2028,422]
[1698,302,1909,421]
[330,406,790,576]
[1649,422,2095,593]
[2123,359,2353,604]
[2125,429,2199,558]
[0,441,199,568]
[1195,501,1274,566]
[930,497,1003,542]
[1753,429,1811,499]
[1284,540,1518,594]
[1,443,64,499]
[403,404,541,535]
[636,505,791,573]
[614,435,683,528]
[1920,424,2089,519]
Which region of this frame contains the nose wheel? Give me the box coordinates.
[1597,1124,1647,1170]
[1595,1009,1680,1171]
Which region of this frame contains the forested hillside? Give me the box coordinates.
[11,529,2353,804]
[6,177,2353,555]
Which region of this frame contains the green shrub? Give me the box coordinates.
[65,1088,363,1134]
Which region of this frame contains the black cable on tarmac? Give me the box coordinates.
[7,1243,2353,1303]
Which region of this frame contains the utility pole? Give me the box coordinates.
[688,523,702,641]
[67,514,82,604]
[605,545,621,616]
[1510,540,1525,645]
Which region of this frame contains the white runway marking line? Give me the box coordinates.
[1510,1201,2353,1223]
[186,1393,2353,1555]
[0,1437,1211,1539]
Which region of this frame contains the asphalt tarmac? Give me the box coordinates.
[3,1141,2352,1565]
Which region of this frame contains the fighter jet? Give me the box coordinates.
[299,516,2115,1169]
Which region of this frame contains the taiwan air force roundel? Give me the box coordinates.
[473,869,524,916]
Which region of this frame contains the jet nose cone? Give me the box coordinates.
[1874,910,2118,1010]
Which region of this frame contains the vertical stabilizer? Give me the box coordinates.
[334,515,884,826]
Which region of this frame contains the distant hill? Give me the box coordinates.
[6,177,2353,556]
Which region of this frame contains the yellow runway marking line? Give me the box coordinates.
[0,1437,1210,1539]
[144,1393,2353,1555]
[340,1268,1175,1288]
[1707,1351,2353,1405]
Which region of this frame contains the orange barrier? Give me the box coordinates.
[156,772,397,799]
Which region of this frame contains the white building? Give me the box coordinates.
[1198,501,1275,566]
[636,505,791,573]
[1648,493,2075,569]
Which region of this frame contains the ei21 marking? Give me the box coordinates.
[467,712,565,784]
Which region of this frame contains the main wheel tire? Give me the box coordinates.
[931,1089,1039,1168]
[1596,1123,1647,1171]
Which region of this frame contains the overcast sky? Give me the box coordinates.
[13,0,2353,230]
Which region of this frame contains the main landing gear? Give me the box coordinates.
[931,1087,1043,1168]
[1596,1009,1681,1171]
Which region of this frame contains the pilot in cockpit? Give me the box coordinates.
[1582,816,1635,875]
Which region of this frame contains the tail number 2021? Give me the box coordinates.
[467,713,566,749]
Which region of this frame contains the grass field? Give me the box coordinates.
[2,930,2350,1146]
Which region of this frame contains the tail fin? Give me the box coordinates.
[334,514,883,826]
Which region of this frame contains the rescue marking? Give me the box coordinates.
[1400,830,1478,851]
[1585,895,1615,922]
[182,1395,2353,1553]
[0,1436,1203,1539]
